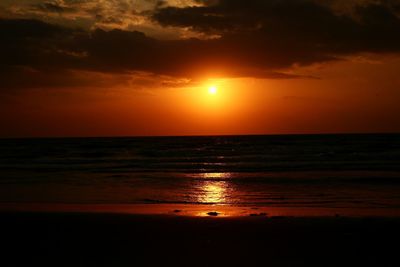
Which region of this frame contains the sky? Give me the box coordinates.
[1,0,400,137]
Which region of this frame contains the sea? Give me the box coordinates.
[1,134,400,216]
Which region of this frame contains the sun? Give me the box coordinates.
[208,85,217,95]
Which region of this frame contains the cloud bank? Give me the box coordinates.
[1,0,400,89]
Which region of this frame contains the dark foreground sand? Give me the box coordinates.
[1,212,399,267]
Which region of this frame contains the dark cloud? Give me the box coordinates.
[0,18,67,39]
[35,2,76,13]
[1,0,400,90]
[153,0,400,54]
[0,19,74,68]
[0,17,302,90]
[0,66,102,90]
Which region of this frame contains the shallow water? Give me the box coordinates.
[1,134,400,214]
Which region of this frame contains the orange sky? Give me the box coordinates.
[1,1,400,137]
[1,55,399,137]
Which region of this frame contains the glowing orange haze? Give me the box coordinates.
[0,56,400,138]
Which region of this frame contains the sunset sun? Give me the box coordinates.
[208,85,218,95]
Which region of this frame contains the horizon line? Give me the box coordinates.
[1,131,399,140]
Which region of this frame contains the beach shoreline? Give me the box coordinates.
[1,202,400,218]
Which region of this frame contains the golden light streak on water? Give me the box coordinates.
[195,172,232,204]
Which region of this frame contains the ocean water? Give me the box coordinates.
[1,134,400,213]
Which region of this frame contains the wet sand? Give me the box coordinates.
[1,211,399,267]
[1,203,400,217]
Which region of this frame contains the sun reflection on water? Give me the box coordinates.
[198,181,227,204]
[199,181,227,204]
[196,172,233,204]
[188,172,234,205]
[201,172,232,179]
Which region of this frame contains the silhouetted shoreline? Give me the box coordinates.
[1,211,399,267]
